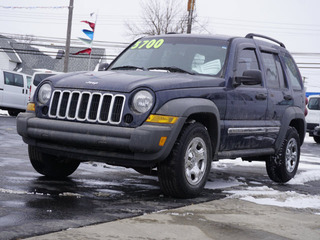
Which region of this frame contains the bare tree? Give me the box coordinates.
[125,0,204,39]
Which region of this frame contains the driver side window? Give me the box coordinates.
[236,49,260,76]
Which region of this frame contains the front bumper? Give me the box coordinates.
[17,112,185,167]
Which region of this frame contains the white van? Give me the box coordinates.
[29,71,59,101]
[0,70,31,116]
[306,94,320,143]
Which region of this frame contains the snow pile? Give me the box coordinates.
[289,170,320,185]
[205,177,245,190]
[0,110,8,116]
[225,186,320,210]
[0,188,28,195]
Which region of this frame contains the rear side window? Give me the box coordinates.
[261,52,286,89]
[308,98,320,110]
[4,72,24,87]
[283,54,302,90]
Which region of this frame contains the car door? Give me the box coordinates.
[260,50,291,147]
[221,45,268,151]
[2,71,26,110]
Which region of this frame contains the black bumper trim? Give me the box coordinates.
[17,113,185,166]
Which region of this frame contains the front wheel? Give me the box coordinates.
[28,145,80,179]
[158,122,212,198]
[8,110,20,117]
[314,136,320,144]
[266,127,300,183]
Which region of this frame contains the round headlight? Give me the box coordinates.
[37,83,52,104]
[132,90,154,113]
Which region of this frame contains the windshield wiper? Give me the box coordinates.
[148,66,194,75]
[111,65,146,71]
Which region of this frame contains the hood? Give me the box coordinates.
[48,70,225,93]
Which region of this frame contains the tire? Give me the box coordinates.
[158,122,212,198]
[28,145,80,179]
[8,110,20,117]
[314,136,320,144]
[266,127,300,183]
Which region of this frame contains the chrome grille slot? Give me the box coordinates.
[50,91,60,116]
[88,94,101,121]
[49,90,125,125]
[111,96,125,123]
[68,92,80,119]
[59,91,70,117]
[99,94,112,122]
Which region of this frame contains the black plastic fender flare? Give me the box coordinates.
[275,106,306,151]
[155,98,221,159]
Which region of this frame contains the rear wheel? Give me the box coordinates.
[314,136,320,144]
[266,127,300,183]
[158,122,212,198]
[28,145,80,179]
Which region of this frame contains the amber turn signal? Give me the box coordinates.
[146,115,178,124]
[27,102,35,112]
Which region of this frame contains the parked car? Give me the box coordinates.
[17,33,306,198]
[29,71,60,101]
[0,70,31,116]
[306,95,320,143]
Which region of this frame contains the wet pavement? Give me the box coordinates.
[0,115,225,240]
[1,115,320,240]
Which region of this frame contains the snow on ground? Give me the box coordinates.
[204,136,320,213]
[225,186,320,210]
[0,110,8,116]
[1,111,319,213]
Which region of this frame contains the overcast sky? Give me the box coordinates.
[1,0,319,52]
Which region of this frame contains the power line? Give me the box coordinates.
[0,48,116,61]
[0,33,129,48]
[200,16,320,30]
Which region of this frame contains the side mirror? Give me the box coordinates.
[98,63,109,71]
[234,70,262,86]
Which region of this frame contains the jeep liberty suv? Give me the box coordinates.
[17,33,306,198]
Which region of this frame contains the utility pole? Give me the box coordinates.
[64,0,74,73]
[187,0,195,34]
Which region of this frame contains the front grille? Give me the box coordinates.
[48,90,125,124]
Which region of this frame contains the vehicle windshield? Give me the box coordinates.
[109,36,229,76]
[308,97,320,110]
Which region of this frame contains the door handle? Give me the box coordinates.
[284,95,292,101]
[22,89,24,94]
[255,93,267,100]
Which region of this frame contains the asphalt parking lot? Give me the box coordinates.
[1,114,320,240]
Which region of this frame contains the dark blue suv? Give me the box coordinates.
[17,33,306,198]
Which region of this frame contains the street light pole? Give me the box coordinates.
[64,0,74,73]
[187,0,195,34]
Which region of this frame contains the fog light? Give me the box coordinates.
[42,106,48,115]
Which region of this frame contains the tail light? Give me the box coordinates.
[304,97,308,116]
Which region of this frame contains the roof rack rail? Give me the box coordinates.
[245,33,286,48]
